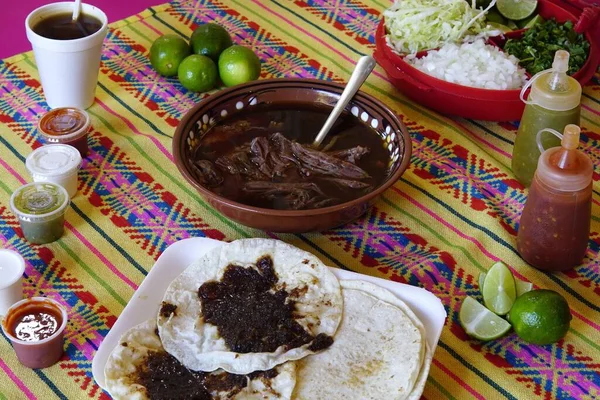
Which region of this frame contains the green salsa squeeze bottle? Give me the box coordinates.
[512,50,581,187]
[517,125,593,271]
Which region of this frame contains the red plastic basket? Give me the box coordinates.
[374,0,599,121]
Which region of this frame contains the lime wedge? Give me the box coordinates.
[496,0,538,21]
[482,261,517,315]
[478,272,487,291]
[486,9,507,25]
[516,280,533,297]
[480,271,532,297]
[506,19,519,30]
[487,22,513,33]
[523,14,544,29]
[460,296,512,341]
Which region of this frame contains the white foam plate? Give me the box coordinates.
[92,237,447,390]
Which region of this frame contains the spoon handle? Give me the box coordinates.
[312,55,376,147]
[72,0,82,21]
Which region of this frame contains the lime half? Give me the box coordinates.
[482,261,517,315]
[479,271,532,297]
[496,0,538,21]
[460,296,512,341]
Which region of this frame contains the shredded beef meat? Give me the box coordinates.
[190,160,223,188]
[203,132,373,210]
[327,145,370,164]
[270,133,370,180]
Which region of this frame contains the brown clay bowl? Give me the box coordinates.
[173,78,411,233]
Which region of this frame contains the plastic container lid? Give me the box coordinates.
[529,50,582,112]
[38,107,90,142]
[25,144,82,178]
[9,182,70,223]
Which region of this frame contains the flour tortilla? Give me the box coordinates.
[293,280,431,400]
[104,319,297,400]
[158,238,343,374]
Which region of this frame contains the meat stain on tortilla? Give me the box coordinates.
[198,255,333,353]
[159,302,177,318]
[307,333,334,352]
[289,285,308,298]
[133,350,280,399]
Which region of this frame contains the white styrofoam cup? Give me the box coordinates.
[25,2,108,109]
[0,250,25,316]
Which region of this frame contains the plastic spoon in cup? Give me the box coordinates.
[71,0,91,36]
[312,55,376,148]
[72,0,82,21]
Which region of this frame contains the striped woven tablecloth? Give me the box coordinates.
[1,0,599,399]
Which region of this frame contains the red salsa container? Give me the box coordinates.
[38,107,91,157]
[1,297,68,369]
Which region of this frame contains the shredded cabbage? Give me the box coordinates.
[384,0,496,54]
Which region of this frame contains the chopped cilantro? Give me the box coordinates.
[504,18,590,75]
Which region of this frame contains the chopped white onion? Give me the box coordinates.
[405,39,528,90]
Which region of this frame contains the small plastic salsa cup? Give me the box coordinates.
[1,297,68,369]
[38,107,91,157]
[26,144,82,199]
[9,182,70,245]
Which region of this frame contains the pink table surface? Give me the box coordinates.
[2,0,163,60]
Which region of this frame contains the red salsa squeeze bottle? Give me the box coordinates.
[517,124,593,271]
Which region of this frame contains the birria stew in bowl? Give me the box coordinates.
[173,79,411,233]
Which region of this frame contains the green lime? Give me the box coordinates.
[482,261,517,316]
[496,0,538,21]
[520,14,545,29]
[506,19,519,30]
[488,22,514,33]
[479,272,532,297]
[460,296,512,341]
[487,22,513,33]
[478,272,486,291]
[218,45,261,87]
[507,289,572,345]
[486,9,507,25]
[178,55,218,92]
[150,34,191,77]
[190,23,233,62]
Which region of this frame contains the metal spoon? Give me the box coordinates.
[312,55,376,148]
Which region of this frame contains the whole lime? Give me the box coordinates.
[507,289,571,345]
[190,23,233,62]
[218,45,261,87]
[178,55,218,92]
[150,34,191,77]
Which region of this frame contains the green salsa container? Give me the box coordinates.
[9,182,69,245]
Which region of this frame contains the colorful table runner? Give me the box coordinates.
[1,0,599,399]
